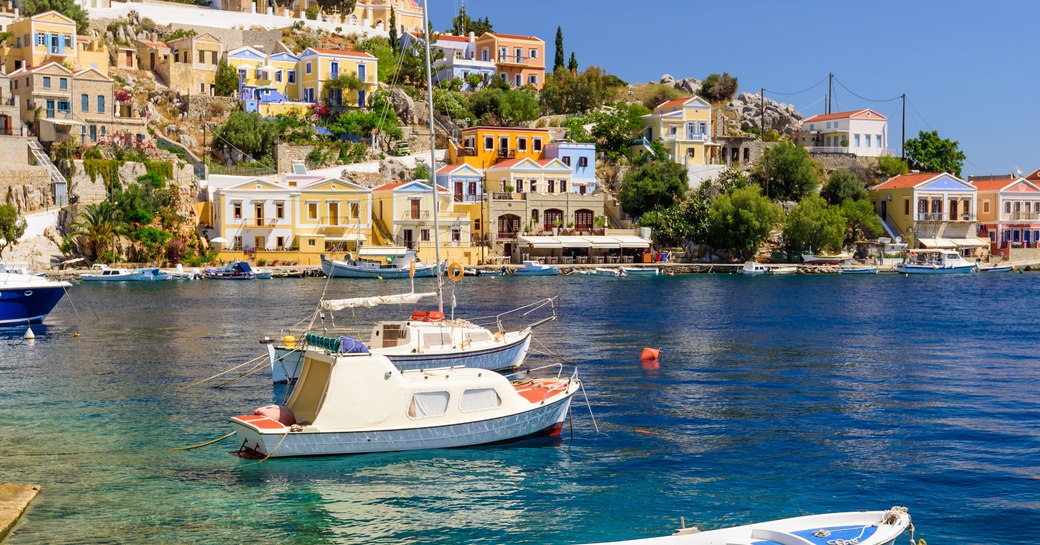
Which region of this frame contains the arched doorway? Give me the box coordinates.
[574,209,594,231]
[498,213,520,239]
[543,209,563,231]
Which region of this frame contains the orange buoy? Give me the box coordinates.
[640,347,660,361]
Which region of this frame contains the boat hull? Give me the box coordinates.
[838,267,878,275]
[980,265,1013,273]
[622,268,659,276]
[801,254,852,265]
[0,284,68,325]
[81,272,170,281]
[231,391,573,457]
[270,333,532,383]
[896,263,977,274]
[513,269,558,276]
[321,258,438,278]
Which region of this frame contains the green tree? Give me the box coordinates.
[751,141,820,201]
[69,201,125,261]
[820,169,867,205]
[639,83,684,110]
[783,195,846,252]
[588,102,651,159]
[327,91,403,150]
[539,66,612,115]
[618,159,688,217]
[388,8,398,55]
[840,198,884,244]
[568,51,578,72]
[448,4,492,35]
[133,226,173,263]
[356,38,396,83]
[876,155,909,178]
[212,111,278,161]
[23,0,88,34]
[498,89,539,125]
[553,26,565,72]
[213,59,238,97]
[903,130,966,177]
[314,0,356,18]
[698,72,739,102]
[0,204,27,258]
[705,185,781,257]
[640,195,708,247]
[413,163,430,181]
[432,88,472,121]
[464,73,484,90]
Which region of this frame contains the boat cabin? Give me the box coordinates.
[369,320,498,351]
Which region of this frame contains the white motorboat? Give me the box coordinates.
[0,264,70,325]
[80,264,170,281]
[321,249,438,279]
[838,266,878,275]
[513,260,559,276]
[768,265,798,275]
[896,250,978,274]
[580,507,912,545]
[232,335,580,457]
[740,261,768,275]
[978,263,1013,273]
[264,294,555,383]
[594,267,625,277]
[800,252,853,265]
[622,267,660,276]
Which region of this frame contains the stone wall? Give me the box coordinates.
[0,136,53,213]
[184,96,238,123]
[274,143,317,173]
[168,24,283,53]
[70,160,197,205]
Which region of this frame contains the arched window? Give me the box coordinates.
[544,209,563,231]
[574,209,594,230]
[498,214,520,237]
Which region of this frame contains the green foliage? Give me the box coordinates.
[464,73,484,90]
[326,91,402,148]
[588,103,651,159]
[876,155,909,178]
[70,201,125,261]
[448,4,492,35]
[0,31,13,46]
[751,142,820,201]
[397,37,443,89]
[705,185,782,257]
[132,226,172,262]
[165,28,197,41]
[618,159,688,217]
[903,130,966,177]
[568,52,578,72]
[468,88,504,119]
[413,163,430,182]
[554,26,565,72]
[306,146,327,166]
[356,38,397,83]
[498,88,540,125]
[640,83,684,110]
[540,66,613,115]
[432,88,472,121]
[820,169,867,205]
[214,59,238,97]
[640,195,708,247]
[783,195,846,252]
[23,0,88,33]
[0,204,27,257]
[212,111,278,161]
[438,78,463,92]
[388,8,398,54]
[561,117,594,143]
[698,72,739,102]
[83,159,123,194]
[603,74,627,88]
[144,161,173,182]
[840,198,884,243]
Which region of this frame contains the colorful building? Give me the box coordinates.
[869,172,987,255]
[643,96,716,166]
[207,174,374,265]
[799,109,889,157]
[544,141,597,193]
[473,32,545,89]
[296,47,377,106]
[971,177,1040,256]
[371,181,480,265]
[225,46,308,114]
[448,126,551,170]
[161,33,224,96]
[0,71,24,136]
[399,31,496,87]
[3,11,109,74]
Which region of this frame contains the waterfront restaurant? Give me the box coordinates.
[516,232,653,264]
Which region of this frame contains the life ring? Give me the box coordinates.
[446,262,464,282]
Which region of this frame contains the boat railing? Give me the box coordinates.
[503,361,576,382]
[489,296,558,333]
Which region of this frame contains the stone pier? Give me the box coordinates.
[0,483,41,541]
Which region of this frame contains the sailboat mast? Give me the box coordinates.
[421,0,444,313]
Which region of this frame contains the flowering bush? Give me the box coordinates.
[115,89,133,103]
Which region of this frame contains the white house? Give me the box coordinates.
[800,109,888,157]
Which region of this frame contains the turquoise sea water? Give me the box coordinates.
[1,274,1038,544]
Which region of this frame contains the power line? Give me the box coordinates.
[907,99,933,131]
[763,74,828,96]
[832,75,901,103]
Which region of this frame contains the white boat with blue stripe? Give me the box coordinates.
[896,249,977,274]
[232,335,580,458]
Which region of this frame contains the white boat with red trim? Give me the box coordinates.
[581,507,912,545]
[233,334,580,458]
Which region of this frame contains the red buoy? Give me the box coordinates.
[640,347,660,361]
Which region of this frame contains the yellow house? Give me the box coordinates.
[161,33,223,96]
[3,11,109,75]
[226,46,301,101]
[297,47,377,106]
[448,126,551,170]
[643,96,716,165]
[371,181,480,265]
[869,172,987,255]
[208,175,373,265]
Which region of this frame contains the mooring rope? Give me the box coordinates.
[176,354,267,391]
[579,380,601,434]
[172,432,237,451]
[214,357,270,389]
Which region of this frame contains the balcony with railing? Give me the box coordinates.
[320,215,364,227]
[1005,211,1040,221]
[917,212,975,222]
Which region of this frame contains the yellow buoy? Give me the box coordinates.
[282,335,297,348]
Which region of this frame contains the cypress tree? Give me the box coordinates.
[554,26,565,72]
[388,7,398,55]
[568,51,578,72]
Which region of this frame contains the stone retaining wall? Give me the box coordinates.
[0,136,55,213]
[274,143,316,173]
[70,160,197,205]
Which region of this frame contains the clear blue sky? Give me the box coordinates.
[428,0,1036,177]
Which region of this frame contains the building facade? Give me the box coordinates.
[643,96,716,166]
[371,180,480,265]
[473,32,545,89]
[544,141,597,193]
[972,177,1040,256]
[400,31,496,87]
[448,126,551,170]
[870,172,987,255]
[161,33,223,96]
[2,11,108,74]
[799,109,888,157]
[296,47,377,107]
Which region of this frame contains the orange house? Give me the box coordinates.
[448,126,550,170]
[474,32,545,89]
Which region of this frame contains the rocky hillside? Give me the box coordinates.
[656,74,803,136]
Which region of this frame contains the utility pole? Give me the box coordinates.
[760,88,765,135]
[827,72,833,114]
[901,93,906,160]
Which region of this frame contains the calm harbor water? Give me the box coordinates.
[1,273,1038,544]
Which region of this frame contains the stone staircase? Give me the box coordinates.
[26,139,68,204]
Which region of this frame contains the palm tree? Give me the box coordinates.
[70,201,126,262]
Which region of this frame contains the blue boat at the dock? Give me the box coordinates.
[80,265,170,282]
[513,260,559,276]
[0,266,70,325]
[205,261,256,280]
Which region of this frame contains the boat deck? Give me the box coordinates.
[513,379,569,403]
[753,524,877,545]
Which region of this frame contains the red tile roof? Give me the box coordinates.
[138,40,168,48]
[482,32,542,42]
[804,109,887,123]
[971,179,1016,191]
[871,173,942,190]
[373,181,447,192]
[655,97,693,110]
[309,48,376,59]
[487,158,526,170]
[437,164,464,174]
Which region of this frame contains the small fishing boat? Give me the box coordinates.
[205,261,256,280]
[254,269,273,279]
[594,267,625,277]
[801,252,853,265]
[838,266,878,275]
[464,268,503,276]
[896,250,977,274]
[622,267,660,276]
[979,263,1013,273]
[740,261,768,275]
[321,249,438,279]
[579,507,912,545]
[166,264,202,280]
[513,260,559,276]
[80,265,170,282]
[0,264,70,325]
[767,265,798,275]
[232,333,580,458]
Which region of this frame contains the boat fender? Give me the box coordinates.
[254,404,296,426]
[282,335,297,348]
[446,262,464,282]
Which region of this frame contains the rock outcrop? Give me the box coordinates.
[378,158,413,182]
[388,88,417,126]
[726,92,803,135]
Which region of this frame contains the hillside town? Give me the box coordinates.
[2,0,1038,272]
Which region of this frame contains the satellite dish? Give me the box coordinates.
[1014,166,1023,176]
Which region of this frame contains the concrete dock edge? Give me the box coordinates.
[0,484,41,542]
